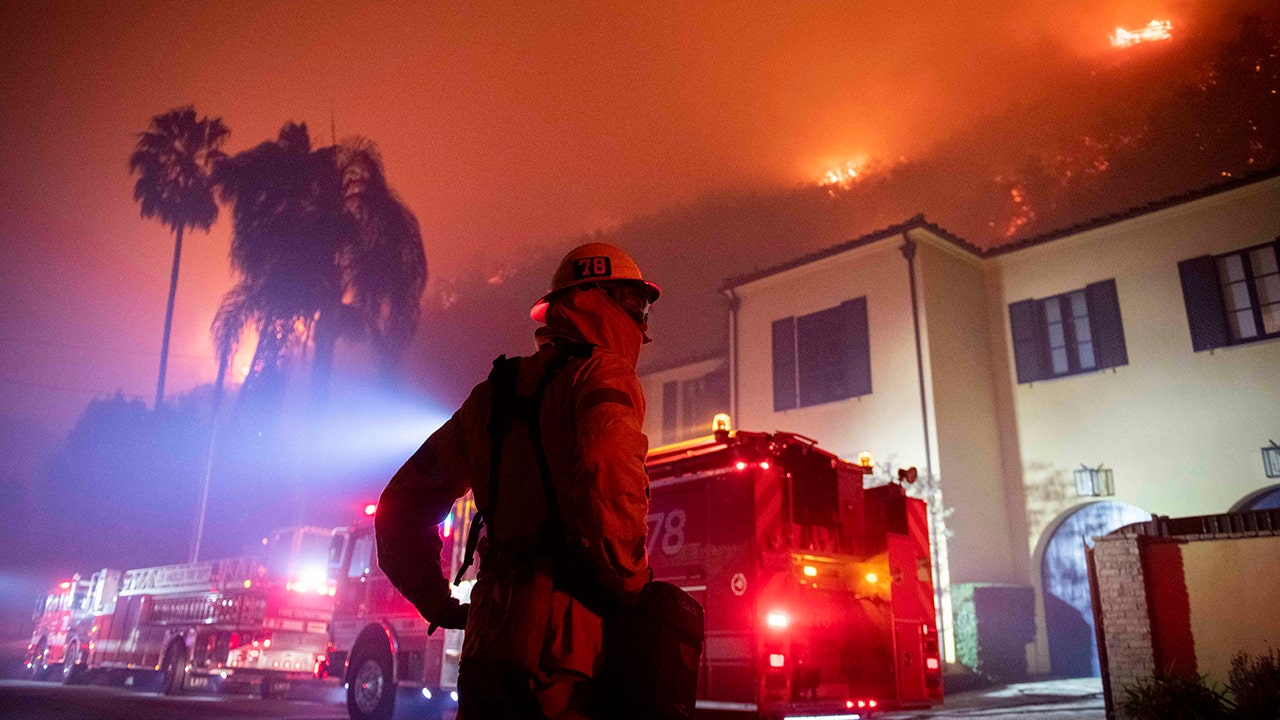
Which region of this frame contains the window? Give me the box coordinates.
[1008,279,1128,384]
[346,534,374,579]
[1178,240,1280,351]
[1074,465,1115,497]
[661,368,729,443]
[772,297,871,411]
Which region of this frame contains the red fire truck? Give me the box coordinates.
[25,526,338,698]
[327,499,472,720]
[327,423,940,720]
[26,574,99,683]
[646,425,942,717]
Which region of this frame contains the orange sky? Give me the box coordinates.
[0,0,1240,431]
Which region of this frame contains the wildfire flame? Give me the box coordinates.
[1111,20,1172,49]
[818,157,872,192]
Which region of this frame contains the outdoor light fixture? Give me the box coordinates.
[1263,441,1280,479]
[1075,464,1115,497]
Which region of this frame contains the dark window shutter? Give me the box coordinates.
[662,381,678,443]
[1009,299,1048,384]
[797,307,842,406]
[1177,255,1229,352]
[772,317,797,411]
[1085,279,1129,369]
[842,297,872,397]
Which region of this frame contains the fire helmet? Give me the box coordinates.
[531,242,661,322]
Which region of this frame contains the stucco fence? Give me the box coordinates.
[1086,510,1280,719]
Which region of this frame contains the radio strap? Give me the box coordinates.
[453,342,590,585]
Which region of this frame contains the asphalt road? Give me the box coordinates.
[0,679,348,720]
[0,678,1105,720]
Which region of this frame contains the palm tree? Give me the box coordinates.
[211,122,426,414]
[129,106,230,410]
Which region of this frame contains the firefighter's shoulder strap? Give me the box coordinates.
[452,342,592,585]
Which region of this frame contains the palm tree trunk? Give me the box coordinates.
[155,225,184,410]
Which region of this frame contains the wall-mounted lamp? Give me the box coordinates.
[1074,464,1115,497]
[1263,441,1280,479]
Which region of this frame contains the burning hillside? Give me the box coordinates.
[410,13,1280,397]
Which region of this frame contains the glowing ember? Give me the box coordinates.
[1111,20,1172,49]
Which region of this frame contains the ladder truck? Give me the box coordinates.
[25,526,338,698]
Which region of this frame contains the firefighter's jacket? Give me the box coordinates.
[376,288,651,681]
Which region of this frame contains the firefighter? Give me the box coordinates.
[376,242,658,719]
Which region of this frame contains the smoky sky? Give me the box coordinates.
[0,0,1271,434]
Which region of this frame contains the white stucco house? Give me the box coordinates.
[638,169,1280,677]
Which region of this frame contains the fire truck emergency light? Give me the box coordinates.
[769,653,786,668]
[364,503,377,516]
[857,451,874,468]
[712,413,732,433]
[59,581,71,590]
[765,611,789,629]
[803,565,818,577]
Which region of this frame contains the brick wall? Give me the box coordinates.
[1091,535,1155,717]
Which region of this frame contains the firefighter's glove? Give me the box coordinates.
[424,596,469,635]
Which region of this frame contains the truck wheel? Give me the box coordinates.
[29,638,49,680]
[160,640,188,695]
[61,640,83,684]
[347,638,395,720]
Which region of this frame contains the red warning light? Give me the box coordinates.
[364,503,377,516]
[769,653,785,668]
[926,657,940,671]
[59,581,72,590]
[735,461,748,471]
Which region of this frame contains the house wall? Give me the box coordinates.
[917,235,1021,586]
[732,234,928,475]
[994,176,1280,555]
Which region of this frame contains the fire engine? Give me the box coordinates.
[25,526,338,698]
[326,499,472,720]
[645,420,942,717]
[328,419,940,720]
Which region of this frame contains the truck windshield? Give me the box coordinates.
[266,529,334,586]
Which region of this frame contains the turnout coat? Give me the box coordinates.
[376,289,652,682]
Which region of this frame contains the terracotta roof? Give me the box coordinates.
[986,165,1280,256]
[722,166,1280,290]
[721,214,980,291]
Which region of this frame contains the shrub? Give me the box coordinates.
[1226,647,1280,720]
[1121,674,1229,720]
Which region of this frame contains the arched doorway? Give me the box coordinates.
[1232,484,1280,511]
[1040,501,1150,677]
